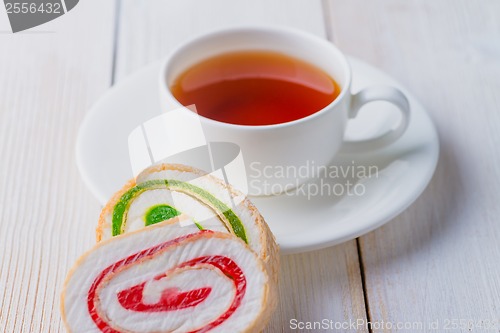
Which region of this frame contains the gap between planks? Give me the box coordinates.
[322,0,372,329]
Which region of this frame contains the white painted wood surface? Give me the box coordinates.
[0,1,116,332]
[1,0,499,332]
[326,0,500,332]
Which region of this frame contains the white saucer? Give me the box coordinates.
[77,58,439,254]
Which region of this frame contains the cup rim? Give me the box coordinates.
[159,25,352,131]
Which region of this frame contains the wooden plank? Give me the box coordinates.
[0,1,116,332]
[325,0,500,331]
[267,247,368,332]
[114,0,326,80]
[114,1,368,331]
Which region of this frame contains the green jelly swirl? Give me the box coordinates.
[144,204,181,226]
[112,179,247,243]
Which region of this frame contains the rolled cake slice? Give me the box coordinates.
[62,216,275,333]
[97,163,278,285]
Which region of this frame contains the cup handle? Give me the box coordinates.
[341,86,410,153]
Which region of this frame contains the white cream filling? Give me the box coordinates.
[126,189,227,233]
[63,220,268,333]
[100,263,235,332]
[136,169,263,257]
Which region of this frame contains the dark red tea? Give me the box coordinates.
[170,51,341,126]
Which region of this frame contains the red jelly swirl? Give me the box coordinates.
[87,231,246,333]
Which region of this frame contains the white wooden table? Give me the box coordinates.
[1,1,500,332]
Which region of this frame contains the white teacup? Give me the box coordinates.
[159,26,410,196]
